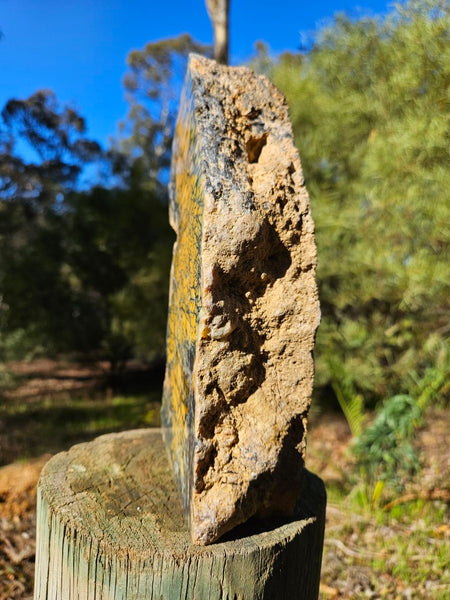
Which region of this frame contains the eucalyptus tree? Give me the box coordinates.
[206,0,230,65]
[119,34,211,187]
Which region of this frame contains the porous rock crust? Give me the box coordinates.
[173,55,320,544]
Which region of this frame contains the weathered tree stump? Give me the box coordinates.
[34,429,325,599]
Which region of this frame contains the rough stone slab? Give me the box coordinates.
[34,430,326,600]
[161,55,320,545]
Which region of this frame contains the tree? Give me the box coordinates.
[0,90,173,367]
[206,0,230,65]
[0,90,101,220]
[119,34,211,186]
[265,0,449,406]
[0,91,105,357]
[63,170,174,368]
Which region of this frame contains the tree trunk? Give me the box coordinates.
[34,429,325,599]
[206,0,230,64]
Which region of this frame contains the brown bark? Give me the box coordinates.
[206,0,230,64]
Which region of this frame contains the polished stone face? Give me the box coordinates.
[161,70,203,515]
[162,55,320,545]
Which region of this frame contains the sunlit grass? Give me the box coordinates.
[0,389,161,464]
[321,483,449,599]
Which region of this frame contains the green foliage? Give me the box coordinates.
[327,355,365,437]
[0,91,104,357]
[413,340,450,409]
[354,394,423,497]
[0,91,173,368]
[0,327,45,363]
[352,347,448,500]
[266,0,449,407]
[119,34,211,183]
[64,179,174,364]
[0,364,16,393]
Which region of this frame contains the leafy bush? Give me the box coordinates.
[353,394,423,496]
[265,0,449,407]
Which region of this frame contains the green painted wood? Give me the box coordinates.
[34,429,325,599]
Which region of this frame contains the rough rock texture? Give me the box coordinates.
[161,54,320,545]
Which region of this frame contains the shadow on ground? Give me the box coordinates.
[0,360,164,465]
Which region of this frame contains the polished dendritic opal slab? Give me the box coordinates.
[161,55,320,545]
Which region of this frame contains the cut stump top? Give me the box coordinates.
[38,429,323,557]
[35,430,325,599]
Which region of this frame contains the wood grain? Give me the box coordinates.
[35,429,325,599]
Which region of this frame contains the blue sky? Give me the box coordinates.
[0,0,392,148]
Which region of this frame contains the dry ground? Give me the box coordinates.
[0,361,448,599]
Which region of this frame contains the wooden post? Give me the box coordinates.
[35,429,325,599]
